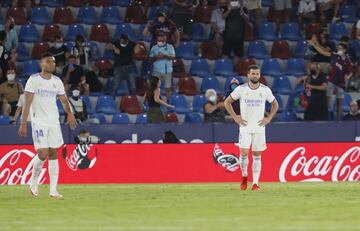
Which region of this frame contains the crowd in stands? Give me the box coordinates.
[0,0,360,125]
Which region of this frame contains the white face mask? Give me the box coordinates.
[120,43,127,47]
[337,50,345,56]
[157,41,165,47]
[72,90,80,97]
[55,42,63,48]
[7,74,15,82]
[209,95,217,104]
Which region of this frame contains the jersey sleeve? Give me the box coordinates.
[230,86,242,101]
[266,87,275,103]
[24,76,36,93]
[57,81,66,96]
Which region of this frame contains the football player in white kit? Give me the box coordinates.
[18,53,77,199]
[224,65,278,191]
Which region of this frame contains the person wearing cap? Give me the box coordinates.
[143,11,180,47]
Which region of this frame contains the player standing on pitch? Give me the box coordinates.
[18,53,77,199]
[224,65,278,191]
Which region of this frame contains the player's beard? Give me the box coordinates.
[250,79,259,84]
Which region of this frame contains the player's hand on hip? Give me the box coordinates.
[18,124,27,138]
[67,113,78,130]
[258,117,271,127]
[234,117,247,126]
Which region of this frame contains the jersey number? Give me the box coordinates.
[35,130,44,138]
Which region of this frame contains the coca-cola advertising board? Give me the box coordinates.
[0,143,359,185]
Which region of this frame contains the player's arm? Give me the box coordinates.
[58,94,78,129]
[224,95,247,126]
[259,99,279,126]
[18,92,33,138]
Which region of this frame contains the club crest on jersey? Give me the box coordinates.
[213,143,239,172]
[259,93,263,98]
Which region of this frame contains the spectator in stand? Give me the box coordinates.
[310,28,334,76]
[317,0,342,24]
[0,17,18,63]
[309,41,353,120]
[70,34,94,72]
[143,11,180,47]
[296,61,328,121]
[298,0,316,30]
[84,65,103,94]
[204,89,225,122]
[145,76,174,123]
[48,34,69,76]
[210,0,228,54]
[66,87,88,124]
[242,0,262,27]
[224,77,240,115]
[12,92,30,124]
[0,31,10,85]
[273,0,292,33]
[357,19,360,40]
[62,55,90,96]
[149,33,176,100]
[0,69,23,117]
[170,0,199,40]
[340,36,359,91]
[342,100,360,120]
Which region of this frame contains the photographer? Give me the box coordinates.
[65,88,88,124]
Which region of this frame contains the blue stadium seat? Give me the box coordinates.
[266,94,283,112]
[192,95,207,113]
[65,24,86,41]
[339,4,358,23]
[214,58,234,77]
[20,60,41,78]
[140,60,153,78]
[258,22,277,41]
[81,95,94,114]
[261,58,282,77]
[185,112,203,123]
[111,113,130,124]
[334,93,352,112]
[135,114,148,124]
[19,24,41,43]
[138,24,152,42]
[280,23,301,41]
[190,23,206,41]
[31,7,52,25]
[89,113,106,124]
[247,41,269,59]
[0,115,11,125]
[76,6,98,25]
[262,0,273,7]
[284,58,306,77]
[148,5,170,20]
[103,48,114,60]
[349,40,360,60]
[111,0,130,6]
[294,40,307,58]
[56,99,65,115]
[95,95,117,114]
[100,6,122,24]
[175,42,196,60]
[40,0,63,7]
[113,23,138,41]
[279,111,297,122]
[169,94,191,114]
[17,77,28,88]
[329,22,348,40]
[200,77,222,94]
[16,43,30,61]
[190,58,210,77]
[272,76,292,95]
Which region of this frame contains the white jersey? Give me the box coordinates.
[24,73,65,126]
[230,83,275,133]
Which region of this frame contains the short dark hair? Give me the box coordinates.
[41,52,54,59]
[68,54,77,59]
[340,35,349,43]
[247,64,260,73]
[120,34,128,41]
[79,130,89,135]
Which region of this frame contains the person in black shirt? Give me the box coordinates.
[342,100,360,121]
[310,29,334,76]
[48,34,69,75]
[62,55,90,96]
[0,31,10,85]
[204,88,225,122]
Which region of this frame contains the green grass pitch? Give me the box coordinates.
[1,182,360,231]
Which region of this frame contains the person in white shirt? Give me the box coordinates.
[12,93,31,124]
[18,53,77,199]
[298,0,316,29]
[224,65,279,191]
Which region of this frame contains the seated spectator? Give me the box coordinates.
[342,100,360,120]
[273,0,292,33]
[298,0,316,30]
[62,55,90,96]
[242,0,262,27]
[210,0,228,53]
[66,87,88,124]
[70,34,94,72]
[317,0,342,24]
[310,28,334,76]
[0,31,10,85]
[204,89,225,122]
[0,69,23,117]
[48,34,69,76]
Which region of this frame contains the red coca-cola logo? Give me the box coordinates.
[279,146,360,182]
[0,149,46,185]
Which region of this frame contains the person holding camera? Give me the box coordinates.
[65,87,88,124]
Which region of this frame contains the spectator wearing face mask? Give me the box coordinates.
[204,89,225,122]
[0,69,23,117]
[0,31,10,85]
[66,88,88,124]
[62,55,90,96]
[149,33,176,100]
[0,17,17,64]
[70,34,93,72]
[342,100,360,121]
[48,34,69,75]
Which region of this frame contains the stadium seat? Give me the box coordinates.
[139,60,153,78]
[111,0,131,6]
[284,58,306,77]
[125,6,146,24]
[81,95,94,114]
[175,42,196,60]
[279,111,297,122]
[100,6,122,24]
[258,22,277,41]
[90,24,111,43]
[42,24,61,42]
[194,5,212,23]
[64,0,86,7]
[352,23,357,39]
[0,115,11,125]
[96,59,112,73]
[200,41,219,60]
[32,42,50,59]
[16,43,30,62]
[339,4,357,23]
[65,24,86,41]
[192,95,207,113]
[280,23,301,41]
[305,23,321,39]
[272,76,292,95]
[329,22,348,40]
[76,6,98,25]
[17,77,28,88]
[184,112,203,123]
[31,7,52,25]
[294,40,307,58]
[165,112,179,123]
[136,77,148,96]
[111,113,130,124]
[89,0,110,7]
[113,23,138,41]
[200,77,222,94]
[334,93,352,112]
[214,58,234,77]
[133,42,148,60]
[247,41,269,59]
[116,80,129,96]
[95,95,117,114]
[147,5,170,20]
[271,40,291,59]
[89,113,107,124]
[190,23,206,41]
[19,24,41,43]
[349,40,360,59]
[169,94,191,114]
[266,94,283,112]
[173,59,187,78]
[138,24,152,42]
[178,76,197,96]
[261,58,282,77]
[235,58,256,76]
[103,48,114,60]
[120,95,143,114]
[40,0,63,7]
[53,7,75,25]
[20,60,41,78]
[7,7,27,25]
[262,0,273,7]
[135,113,147,124]
[190,58,210,77]
[244,21,255,41]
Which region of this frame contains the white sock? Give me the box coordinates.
[30,155,45,185]
[49,160,59,194]
[252,156,262,185]
[239,155,249,177]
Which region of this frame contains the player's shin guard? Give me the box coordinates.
[239,155,249,177]
[252,156,261,185]
[30,155,45,185]
[49,160,59,194]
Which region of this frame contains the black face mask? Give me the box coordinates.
[310,70,317,76]
[9,24,14,30]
